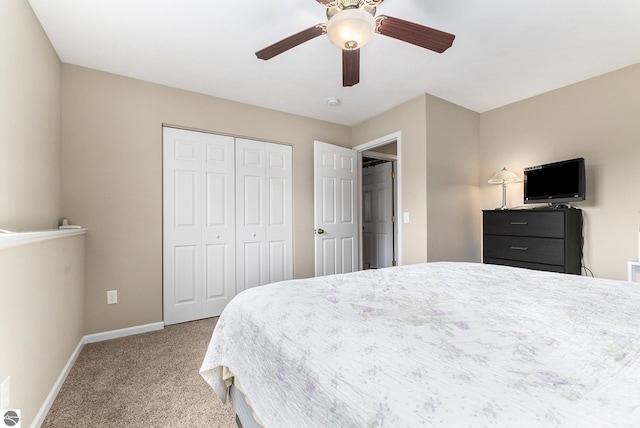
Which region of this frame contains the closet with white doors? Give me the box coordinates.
[163,127,292,325]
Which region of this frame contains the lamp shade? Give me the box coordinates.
[488,167,522,184]
[327,8,376,50]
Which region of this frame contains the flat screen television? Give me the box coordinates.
[523,157,586,205]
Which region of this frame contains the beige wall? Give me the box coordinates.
[352,94,481,264]
[61,64,351,334]
[425,94,481,262]
[479,63,640,280]
[0,3,85,428]
[352,95,430,264]
[0,236,85,427]
[0,0,61,230]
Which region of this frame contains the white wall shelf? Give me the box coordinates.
[0,228,87,250]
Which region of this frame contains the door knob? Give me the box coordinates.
[316,228,325,234]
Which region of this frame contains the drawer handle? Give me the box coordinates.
[510,246,529,251]
[510,222,528,225]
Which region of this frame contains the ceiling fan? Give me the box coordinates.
[255,0,455,87]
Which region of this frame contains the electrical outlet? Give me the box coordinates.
[107,290,118,304]
[1,376,10,408]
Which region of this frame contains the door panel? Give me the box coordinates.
[243,241,263,289]
[206,244,228,298]
[341,237,354,273]
[269,240,287,283]
[243,175,263,227]
[322,177,336,223]
[205,173,227,226]
[175,171,197,227]
[322,239,337,274]
[268,177,286,225]
[174,245,197,304]
[341,179,354,223]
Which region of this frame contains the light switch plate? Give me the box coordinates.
[107,290,118,304]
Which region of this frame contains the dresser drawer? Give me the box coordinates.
[483,235,565,266]
[483,210,565,238]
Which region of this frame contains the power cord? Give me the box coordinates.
[579,209,594,277]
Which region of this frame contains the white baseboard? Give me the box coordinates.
[31,339,84,428]
[32,321,164,427]
[83,321,164,344]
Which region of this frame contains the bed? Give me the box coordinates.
[200,262,640,427]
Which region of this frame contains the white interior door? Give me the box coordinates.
[314,141,358,276]
[163,127,236,325]
[362,161,394,268]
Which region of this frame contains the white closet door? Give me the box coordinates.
[265,143,293,284]
[236,139,267,291]
[163,127,236,325]
[202,135,237,316]
[236,139,293,291]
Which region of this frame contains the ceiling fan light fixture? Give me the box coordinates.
[327,8,375,50]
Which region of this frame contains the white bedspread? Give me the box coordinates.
[200,262,640,427]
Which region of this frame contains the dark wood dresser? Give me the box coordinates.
[482,208,583,274]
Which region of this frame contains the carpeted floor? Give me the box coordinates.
[42,317,237,427]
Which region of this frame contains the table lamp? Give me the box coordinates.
[488,167,522,210]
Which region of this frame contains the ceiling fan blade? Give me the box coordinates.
[256,25,325,60]
[376,15,455,53]
[342,49,360,87]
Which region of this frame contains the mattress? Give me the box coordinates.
[201,262,640,427]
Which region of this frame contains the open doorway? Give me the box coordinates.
[354,132,401,269]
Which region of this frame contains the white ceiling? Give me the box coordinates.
[29,0,640,126]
